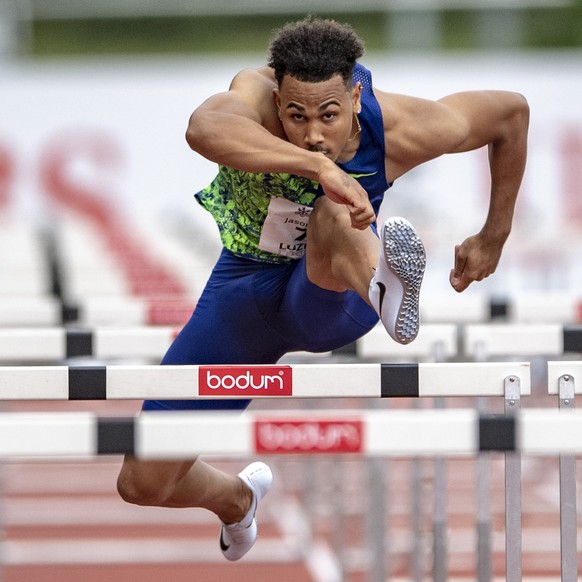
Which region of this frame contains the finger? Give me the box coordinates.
[449,244,466,289]
[451,272,472,292]
[349,206,374,229]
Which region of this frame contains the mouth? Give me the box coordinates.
[309,144,328,154]
[309,145,336,160]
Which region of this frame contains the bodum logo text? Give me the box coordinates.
[254,419,364,454]
[198,366,293,396]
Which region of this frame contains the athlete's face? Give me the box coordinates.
[274,74,362,163]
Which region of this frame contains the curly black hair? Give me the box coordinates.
[268,16,365,89]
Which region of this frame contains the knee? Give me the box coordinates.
[310,196,348,226]
[308,197,350,245]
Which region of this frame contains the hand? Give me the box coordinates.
[317,164,375,230]
[449,232,505,292]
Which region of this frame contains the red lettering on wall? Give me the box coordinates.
[38,131,123,227]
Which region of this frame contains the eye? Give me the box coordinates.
[323,112,337,121]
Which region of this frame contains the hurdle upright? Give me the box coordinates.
[548,361,582,582]
[465,324,582,582]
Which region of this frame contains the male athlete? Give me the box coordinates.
[117,17,529,561]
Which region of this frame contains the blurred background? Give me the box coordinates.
[1,0,582,296]
[1,2,582,581]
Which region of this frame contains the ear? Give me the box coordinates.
[352,82,362,113]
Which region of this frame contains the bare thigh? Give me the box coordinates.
[306,196,378,296]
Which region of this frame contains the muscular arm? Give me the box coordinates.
[186,68,328,180]
[438,91,529,244]
[381,90,530,291]
[446,92,529,292]
[186,68,375,229]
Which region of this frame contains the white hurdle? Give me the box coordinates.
[357,323,458,360]
[0,362,531,400]
[0,360,530,582]
[2,407,582,459]
[0,326,178,362]
[2,360,582,580]
[2,324,581,363]
[0,297,62,327]
[464,323,582,357]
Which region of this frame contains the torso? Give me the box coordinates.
[196,64,390,264]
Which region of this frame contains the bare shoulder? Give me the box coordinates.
[229,67,277,97]
[227,67,279,127]
[373,88,457,179]
[373,87,528,181]
[374,88,451,134]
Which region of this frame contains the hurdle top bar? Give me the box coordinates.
[3,294,581,327]
[464,324,582,357]
[0,362,530,401]
[357,323,458,360]
[0,408,580,459]
[0,324,459,363]
[0,326,178,362]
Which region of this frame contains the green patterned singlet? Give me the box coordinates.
[196,165,320,264]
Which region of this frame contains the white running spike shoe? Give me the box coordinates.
[219,461,273,561]
[369,217,426,344]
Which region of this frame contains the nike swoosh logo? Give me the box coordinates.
[348,171,378,179]
[376,281,386,314]
[220,529,230,552]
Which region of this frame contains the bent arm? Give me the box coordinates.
[438,91,530,244]
[186,68,375,229]
[382,89,529,291]
[443,92,529,291]
[185,69,329,181]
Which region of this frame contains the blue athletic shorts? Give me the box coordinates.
[142,248,378,412]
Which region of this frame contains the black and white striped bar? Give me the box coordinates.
[2,408,582,458]
[0,297,196,327]
[0,324,458,362]
[419,293,582,324]
[0,327,178,362]
[2,325,581,364]
[3,294,581,328]
[464,324,582,357]
[0,362,531,400]
[0,298,62,327]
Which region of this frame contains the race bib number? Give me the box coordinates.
[259,197,313,259]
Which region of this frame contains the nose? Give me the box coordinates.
[304,122,324,148]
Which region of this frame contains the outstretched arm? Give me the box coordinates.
[381,90,530,291]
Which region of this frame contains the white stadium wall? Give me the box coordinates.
[1,52,581,295]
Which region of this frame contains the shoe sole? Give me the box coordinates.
[382,218,426,344]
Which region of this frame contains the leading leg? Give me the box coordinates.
[306,196,426,344]
[305,195,379,299]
